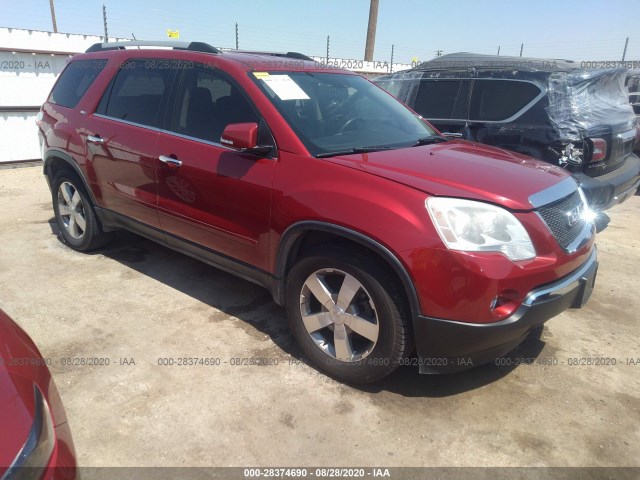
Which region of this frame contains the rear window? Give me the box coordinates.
[374,78,403,98]
[98,59,176,128]
[49,59,107,108]
[413,79,470,119]
[469,79,541,121]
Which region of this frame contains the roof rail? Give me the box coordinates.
[231,50,314,61]
[85,41,221,54]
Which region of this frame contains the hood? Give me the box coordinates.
[324,140,571,210]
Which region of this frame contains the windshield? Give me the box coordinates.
[251,71,437,156]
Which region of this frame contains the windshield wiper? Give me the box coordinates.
[316,146,392,158]
[411,135,449,147]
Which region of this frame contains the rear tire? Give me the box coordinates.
[285,246,412,383]
[51,169,112,251]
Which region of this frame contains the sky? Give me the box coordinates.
[0,0,638,64]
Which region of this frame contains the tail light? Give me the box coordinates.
[590,138,607,162]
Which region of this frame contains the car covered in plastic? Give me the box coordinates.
[626,70,640,153]
[374,53,640,211]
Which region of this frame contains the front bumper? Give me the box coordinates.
[576,154,640,210]
[413,247,598,374]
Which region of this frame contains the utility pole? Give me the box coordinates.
[103,5,108,43]
[497,46,500,55]
[390,44,394,73]
[519,43,524,57]
[49,0,58,33]
[326,35,330,64]
[235,23,239,49]
[364,0,379,62]
[435,49,443,57]
[622,37,629,61]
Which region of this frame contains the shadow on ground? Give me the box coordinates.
[48,219,548,398]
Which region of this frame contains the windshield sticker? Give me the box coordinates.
[261,75,310,100]
[252,72,270,79]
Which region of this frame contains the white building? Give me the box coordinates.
[0,28,126,163]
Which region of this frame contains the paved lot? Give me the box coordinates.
[0,164,638,467]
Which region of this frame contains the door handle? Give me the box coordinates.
[87,135,104,144]
[159,155,182,168]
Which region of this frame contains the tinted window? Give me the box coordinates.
[171,66,259,143]
[469,80,541,121]
[100,60,174,127]
[49,59,107,108]
[413,79,470,119]
[374,78,403,98]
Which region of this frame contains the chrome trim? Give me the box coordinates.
[617,129,637,142]
[93,114,165,133]
[86,134,104,144]
[159,155,182,167]
[2,385,56,480]
[523,247,597,306]
[533,183,594,254]
[92,114,279,160]
[528,176,579,209]
[163,129,238,151]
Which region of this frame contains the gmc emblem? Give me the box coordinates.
[566,206,582,227]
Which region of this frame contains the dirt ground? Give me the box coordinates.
[0,164,638,468]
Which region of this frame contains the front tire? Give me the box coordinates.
[285,247,412,383]
[51,169,111,251]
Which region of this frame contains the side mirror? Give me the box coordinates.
[220,123,272,155]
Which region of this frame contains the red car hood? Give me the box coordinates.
[325,140,571,210]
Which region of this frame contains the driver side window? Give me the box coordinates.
[171,66,260,144]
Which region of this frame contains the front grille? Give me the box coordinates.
[537,190,586,250]
[610,136,635,164]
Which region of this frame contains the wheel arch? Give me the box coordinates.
[271,221,421,319]
[43,150,97,205]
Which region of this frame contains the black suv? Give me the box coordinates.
[374,53,640,211]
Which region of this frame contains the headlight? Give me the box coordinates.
[425,197,536,261]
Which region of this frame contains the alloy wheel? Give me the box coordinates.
[299,268,379,362]
[57,181,86,239]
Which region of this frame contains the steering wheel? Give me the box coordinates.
[338,117,364,133]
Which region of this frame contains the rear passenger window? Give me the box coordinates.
[469,80,541,121]
[98,60,175,127]
[413,79,470,120]
[375,79,403,98]
[171,66,259,143]
[49,59,107,108]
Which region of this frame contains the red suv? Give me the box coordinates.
[38,41,598,383]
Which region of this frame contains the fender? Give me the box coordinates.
[270,220,422,319]
[43,149,97,205]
